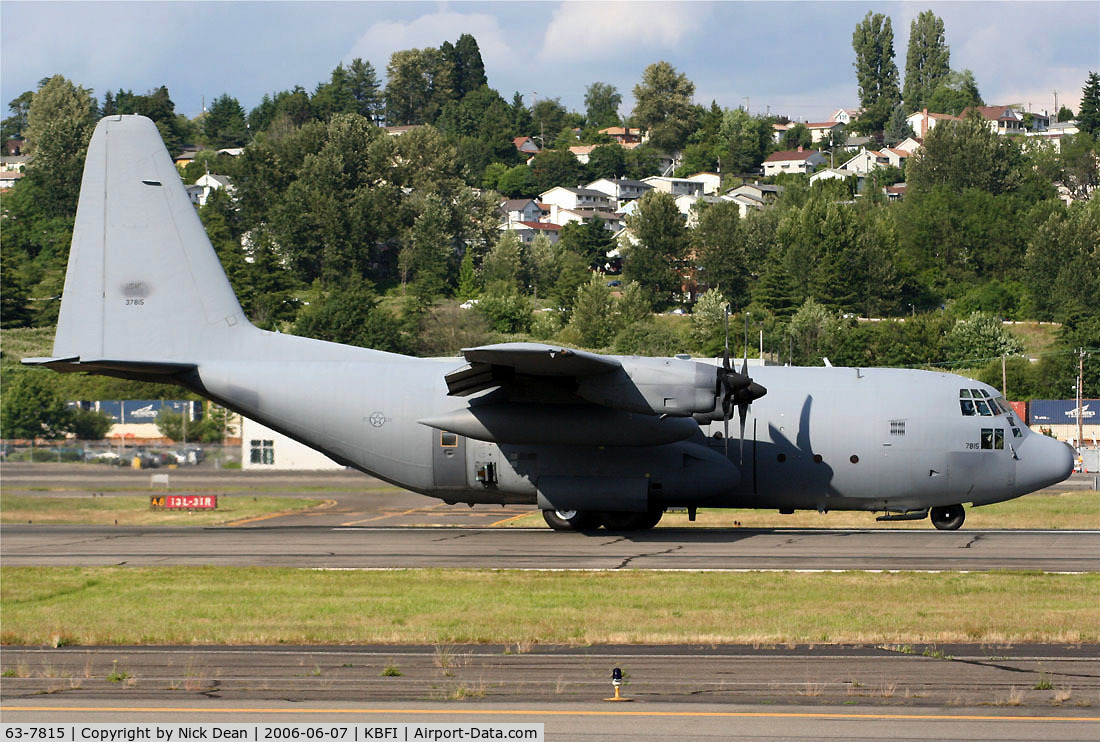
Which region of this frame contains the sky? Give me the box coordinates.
[2,1,1098,124]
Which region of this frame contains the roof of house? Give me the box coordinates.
[515,221,562,231]
[968,105,1021,121]
[569,145,598,156]
[501,198,537,210]
[884,148,910,158]
[599,127,640,137]
[764,149,821,163]
[805,121,843,129]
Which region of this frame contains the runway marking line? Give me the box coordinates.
[340,504,447,527]
[489,511,535,527]
[4,706,1097,722]
[225,499,338,527]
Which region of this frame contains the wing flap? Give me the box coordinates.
[446,343,622,397]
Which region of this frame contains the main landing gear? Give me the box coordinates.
[541,508,664,531]
[929,504,966,531]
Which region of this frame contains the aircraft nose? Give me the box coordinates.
[1019,434,1074,490]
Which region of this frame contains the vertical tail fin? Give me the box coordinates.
[50,115,247,364]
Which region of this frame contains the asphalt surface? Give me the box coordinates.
[3,463,1099,732]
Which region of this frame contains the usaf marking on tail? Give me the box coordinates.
[24,116,1073,531]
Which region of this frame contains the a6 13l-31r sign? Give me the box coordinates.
[150,495,217,510]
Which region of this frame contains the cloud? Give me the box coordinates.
[345,11,518,74]
[537,1,704,63]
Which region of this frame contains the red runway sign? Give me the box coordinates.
[151,495,217,510]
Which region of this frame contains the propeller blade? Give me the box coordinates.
[738,401,747,464]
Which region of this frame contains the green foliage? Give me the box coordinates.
[717,108,772,174]
[384,47,452,126]
[693,200,747,308]
[927,69,983,116]
[612,322,685,356]
[584,82,622,129]
[851,12,901,134]
[69,407,113,440]
[631,61,696,152]
[569,275,617,348]
[945,312,1024,364]
[623,190,689,308]
[1078,71,1100,137]
[1,371,70,439]
[481,231,528,292]
[787,298,847,366]
[616,281,653,326]
[903,10,951,112]
[293,278,407,353]
[530,149,585,193]
[475,284,532,334]
[24,75,96,217]
[203,94,248,148]
[690,288,728,357]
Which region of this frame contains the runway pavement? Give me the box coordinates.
[1,523,1096,571]
[2,644,1098,737]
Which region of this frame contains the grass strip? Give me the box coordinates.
[501,491,1100,530]
[0,495,323,526]
[1,567,1096,646]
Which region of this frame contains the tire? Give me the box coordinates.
[929,504,965,531]
[542,509,597,531]
[598,508,664,531]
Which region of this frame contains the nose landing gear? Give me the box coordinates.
[929,504,966,531]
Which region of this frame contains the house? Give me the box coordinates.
[568,145,598,164]
[383,125,417,137]
[513,136,540,155]
[0,169,25,190]
[599,126,642,144]
[906,109,960,138]
[884,183,907,201]
[726,183,783,202]
[809,167,854,186]
[553,208,625,232]
[173,147,202,167]
[1,154,28,172]
[840,148,891,175]
[771,122,792,144]
[762,148,825,176]
[843,135,874,153]
[965,105,1050,135]
[1025,120,1080,152]
[881,147,910,169]
[723,192,766,218]
[500,198,544,225]
[830,108,861,125]
[538,186,615,222]
[675,194,726,225]
[502,221,561,244]
[684,172,722,195]
[894,137,923,154]
[586,177,653,207]
[804,120,845,144]
[4,136,26,156]
[189,173,234,207]
[642,176,703,198]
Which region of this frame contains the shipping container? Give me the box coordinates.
[1029,399,1100,425]
[1008,400,1027,424]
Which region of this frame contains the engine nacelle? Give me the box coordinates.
[574,357,718,417]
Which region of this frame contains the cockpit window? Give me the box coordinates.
[971,388,986,399]
[960,399,976,416]
[974,399,993,416]
[960,389,973,399]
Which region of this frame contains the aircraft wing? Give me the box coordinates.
[446,343,621,396]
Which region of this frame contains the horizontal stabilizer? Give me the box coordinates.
[22,356,196,380]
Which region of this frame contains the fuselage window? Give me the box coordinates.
[994,429,1005,449]
[960,399,976,416]
[1012,427,1022,438]
[440,432,458,447]
[980,429,994,449]
[980,428,1005,450]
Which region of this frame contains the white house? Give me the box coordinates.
[502,221,562,244]
[809,167,854,185]
[684,172,722,195]
[840,149,889,175]
[906,109,960,138]
[675,194,726,225]
[830,108,861,125]
[190,172,234,207]
[500,198,544,225]
[586,177,653,207]
[241,417,344,471]
[725,183,783,202]
[762,148,825,176]
[804,120,845,144]
[722,193,765,218]
[642,176,704,198]
[538,186,615,214]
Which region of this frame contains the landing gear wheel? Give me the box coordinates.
[929,504,965,531]
[598,508,664,531]
[542,509,597,531]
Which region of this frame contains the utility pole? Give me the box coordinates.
[1001,354,1008,398]
[1077,348,1085,451]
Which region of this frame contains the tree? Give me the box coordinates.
[203,94,248,148]
[584,82,622,129]
[945,312,1024,364]
[1078,71,1100,137]
[569,275,617,347]
[482,231,528,292]
[23,75,97,216]
[883,103,915,145]
[690,288,728,356]
[851,12,901,134]
[903,10,951,112]
[906,111,1016,196]
[1057,105,1074,123]
[623,190,689,307]
[442,34,488,100]
[717,108,771,173]
[384,47,452,125]
[781,123,812,151]
[631,61,696,152]
[0,371,71,440]
[926,69,983,116]
[2,90,33,141]
[293,277,406,352]
[559,217,615,269]
[70,407,114,440]
[586,142,626,180]
[401,193,457,302]
[694,200,748,307]
[616,281,653,325]
[530,148,585,192]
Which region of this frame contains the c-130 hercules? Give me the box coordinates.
[25,116,1073,531]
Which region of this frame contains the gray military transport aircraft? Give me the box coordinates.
[24,116,1073,531]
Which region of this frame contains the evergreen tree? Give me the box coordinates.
[1078,71,1100,137]
[203,93,249,147]
[623,190,689,308]
[883,103,915,145]
[569,275,617,347]
[584,82,622,129]
[851,12,901,134]
[903,10,951,112]
[456,250,479,300]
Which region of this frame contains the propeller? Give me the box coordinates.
[717,306,767,462]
